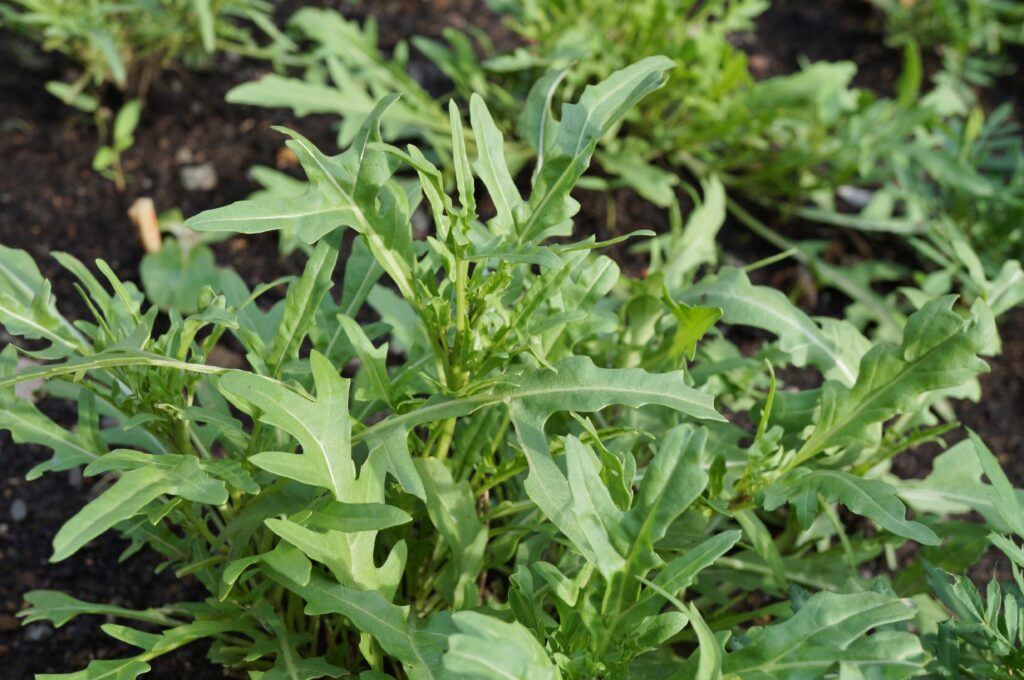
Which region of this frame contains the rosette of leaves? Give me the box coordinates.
[233,3,1024,331]
[869,0,1024,85]
[1,0,290,107]
[0,58,1014,679]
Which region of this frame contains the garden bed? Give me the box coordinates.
[1,0,1022,676]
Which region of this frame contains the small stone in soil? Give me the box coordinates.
[0,614,19,632]
[9,498,27,523]
[180,163,218,191]
[68,467,84,490]
[24,623,53,642]
[175,147,195,165]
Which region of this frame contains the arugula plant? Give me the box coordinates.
[870,0,1024,86]
[233,2,1024,330]
[91,99,141,191]
[0,59,1015,679]
[226,9,455,155]
[1,0,294,187]
[429,0,1024,310]
[1,0,290,106]
[919,432,1024,676]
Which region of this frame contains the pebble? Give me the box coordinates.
[24,623,52,642]
[67,467,84,490]
[9,499,27,523]
[180,163,218,191]
[837,185,876,209]
[175,147,194,165]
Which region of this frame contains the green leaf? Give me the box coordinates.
[0,243,47,305]
[508,356,721,560]
[366,423,425,500]
[734,510,787,589]
[683,267,862,385]
[267,232,341,376]
[52,455,227,561]
[222,351,354,500]
[89,29,126,88]
[520,57,674,242]
[338,312,392,405]
[794,297,995,466]
[339,236,383,316]
[968,429,1024,536]
[252,605,346,680]
[899,439,1024,533]
[687,603,723,680]
[517,66,568,165]
[0,277,84,358]
[254,655,345,680]
[20,591,178,628]
[45,81,99,112]
[227,75,368,118]
[563,436,627,578]
[0,397,101,479]
[304,501,411,533]
[191,0,215,52]
[664,297,722,361]
[269,569,416,663]
[634,530,742,619]
[470,94,522,232]
[188,98,416,300]
[112,100,141,149]
[38,658,150,680]
[415,458,487,607]
[140,241,221,313]
[263,442,406,594]
[448,100,476,219]
[263,512,404,592]
[609,425,709,605]
[763,469,940,545]
[225,9,439,148]
[355,354,722,447]
[0,350,224,392]
[721,592,924,678]
[656,175,725,286]
[91,148,115,172]
[443,611,560,680]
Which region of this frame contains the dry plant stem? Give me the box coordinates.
[128,197,162,253]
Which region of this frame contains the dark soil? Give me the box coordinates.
[0,38,314,322]
[743,0,905,91]
[0,0,1021,676]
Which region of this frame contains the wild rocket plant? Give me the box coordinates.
[0,57,1020,678]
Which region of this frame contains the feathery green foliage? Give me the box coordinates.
[0,59,1016,679]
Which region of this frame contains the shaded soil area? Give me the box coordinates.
[0,35,312,320]
[0,0,1021,677]
[744,0,903,90]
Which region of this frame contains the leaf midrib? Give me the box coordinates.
[799,323,969,460]
[692,287,854,384]
[355,379,721,444]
